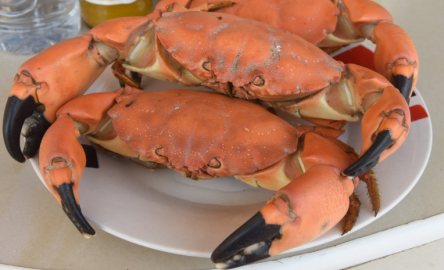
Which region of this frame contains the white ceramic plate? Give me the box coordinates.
[30,48,432,258]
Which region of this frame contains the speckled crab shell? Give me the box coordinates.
[188,0,340,44]
[108,89,300,179]
[153,11,344,101]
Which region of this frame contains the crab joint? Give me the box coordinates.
[375,109,408,142]
[45,157,74,188]
[268,193,297,237]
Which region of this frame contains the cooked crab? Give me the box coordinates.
[155,0,419,102]
[40,86,378,268]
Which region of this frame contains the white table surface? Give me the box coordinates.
[0,0,443,269]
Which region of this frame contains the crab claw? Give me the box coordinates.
[3,34,119,162]
[370,21,419,104]
[342,65,411,178]
[212,165,354,269]
[39,113,94,237]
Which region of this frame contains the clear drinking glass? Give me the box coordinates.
[0,0,81,54]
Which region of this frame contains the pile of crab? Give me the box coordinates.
[3,0,417,269]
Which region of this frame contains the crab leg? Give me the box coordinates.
[39,91,122,236]
[212,132,358,268]
[3,17,148,162]
[266,64,410,178]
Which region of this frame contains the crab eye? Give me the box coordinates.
[155,147,166,157]
[202,61,212,72]
[208,157,221,168]
[166,3,175,11]
[252,76,265,86]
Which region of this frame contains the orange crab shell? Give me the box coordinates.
[107,89,300,179]
[153,11,344,101]
[189,0,340,44]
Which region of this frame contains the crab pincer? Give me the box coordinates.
[38,91,122,236]
[39,113,94,236]
[2,18,143,162]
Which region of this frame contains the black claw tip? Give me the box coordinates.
[56,183,95,237]
[392,74,413,104]
[214,240,273,269]
[82,144,99,168]
[130,71,142,86]
[22,110,51,159]
[3,96,38,162]
[343,130,395,178]
[211,212,281,268]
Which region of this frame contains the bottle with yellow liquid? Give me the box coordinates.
[80,0,153,27]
